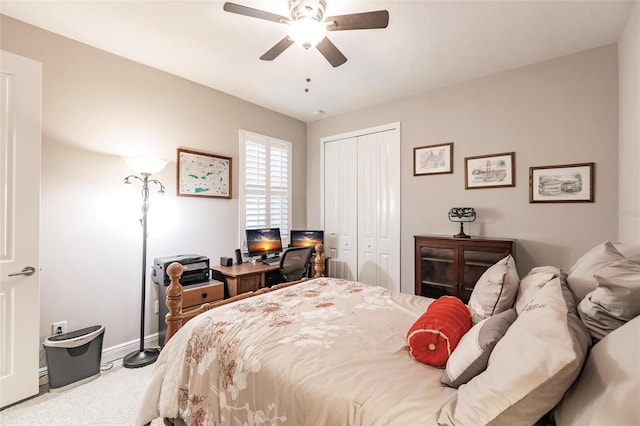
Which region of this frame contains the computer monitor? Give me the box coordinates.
[290,230,324,251]
[245,228,283,259]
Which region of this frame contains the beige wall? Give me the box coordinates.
[307,45,620,294]
[1,10,634,361]
[1,15,307,360]
[618,1,640,244]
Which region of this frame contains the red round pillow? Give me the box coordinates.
[406,296,472,367]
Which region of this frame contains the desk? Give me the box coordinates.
[211,254,330,298]
[211,262,278,297]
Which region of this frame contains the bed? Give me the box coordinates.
[136,241,640,426]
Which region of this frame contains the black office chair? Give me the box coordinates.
[278,246,314,282]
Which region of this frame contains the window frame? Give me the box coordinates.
[239,129,292,250]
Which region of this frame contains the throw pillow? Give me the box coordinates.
[438,276,591,426]
[566,241,632,303]
[553,315,640,426]
[441,308,516,388]
[578,273,640,341]
[467,255,519,324]
[613,243,640,264]
[514,266,562,315]
[406,296,472,368]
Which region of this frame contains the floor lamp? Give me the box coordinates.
[122,157,167,369]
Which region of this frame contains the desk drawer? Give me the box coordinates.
[183,281,224,308]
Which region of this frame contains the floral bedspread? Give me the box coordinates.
[136,278,456,425]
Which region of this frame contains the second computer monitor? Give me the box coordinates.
[290,230,324,251]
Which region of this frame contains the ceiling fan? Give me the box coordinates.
[223,0,389,67]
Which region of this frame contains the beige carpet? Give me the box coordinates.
[0,360,164,425]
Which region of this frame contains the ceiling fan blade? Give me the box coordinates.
[223,2,289,24]
[316,37,347,68]
[325,10,389,31]
[260,36,294,61]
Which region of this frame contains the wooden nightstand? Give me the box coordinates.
[414,235,515,303]
[157,278,223,347]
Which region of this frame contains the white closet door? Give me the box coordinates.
[324,138,358,280]
[375,129,401,292]
[322,123,400,290]
[357,134,378,285]
[357,130,400,292]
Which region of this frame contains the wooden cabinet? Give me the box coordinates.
[157,279,223,347]
[181,280,224,318]
[414,235,514,303]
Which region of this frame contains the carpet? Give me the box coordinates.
[0,360,164,425]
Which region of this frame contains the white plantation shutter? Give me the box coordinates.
[240,130,292,247]
[269,140,289,238]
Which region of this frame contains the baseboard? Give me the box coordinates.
[39,333,159,386]
[101,332,160,364]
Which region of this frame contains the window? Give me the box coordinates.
[239,130,292,246]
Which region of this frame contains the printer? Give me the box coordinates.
[152,254,210,287]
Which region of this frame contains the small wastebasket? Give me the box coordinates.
[43,325,105,392]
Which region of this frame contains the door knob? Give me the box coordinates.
[8,266,36,277]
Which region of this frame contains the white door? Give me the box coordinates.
[323,124,400,290]
[324,138,358,280]
[357,133,378,285]
[0,50,42,408]
[357,130,400,292]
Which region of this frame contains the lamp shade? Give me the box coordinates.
[288,18,327,49]
[123,156,168,175]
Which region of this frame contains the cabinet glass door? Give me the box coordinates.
[419,246,455,299]
[461,249,509,299]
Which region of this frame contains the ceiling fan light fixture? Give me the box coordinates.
[288,18,326,50]
[223,1,388,67]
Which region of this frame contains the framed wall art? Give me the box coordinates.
[529,162,594,203]
[177,148,232,199]
[413,142,454,176]
[465,152,515,189]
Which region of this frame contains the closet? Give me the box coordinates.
[323,123,400,292]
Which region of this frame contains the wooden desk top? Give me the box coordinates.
[211,261,278,277]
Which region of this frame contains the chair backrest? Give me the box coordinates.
[279,246,314,282]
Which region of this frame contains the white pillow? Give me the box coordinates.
[441,309,516,388]
[438,277,591,426]
[467,255,519,324]
[553,315,640,425]
[613,243,640,264]
[578,273,640,341]
[514,266,562,315]
[567,241,631,302]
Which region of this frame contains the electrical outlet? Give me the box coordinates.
[51,321,67,335]
[154,300,159,314]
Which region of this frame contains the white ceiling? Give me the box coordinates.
[1,0,634,123]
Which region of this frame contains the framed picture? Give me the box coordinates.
[413,142,454,176]
[177,148,232,199]
[465,152,515,189]
[529,162,594,203]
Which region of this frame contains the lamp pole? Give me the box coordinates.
[123,172,164,368]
